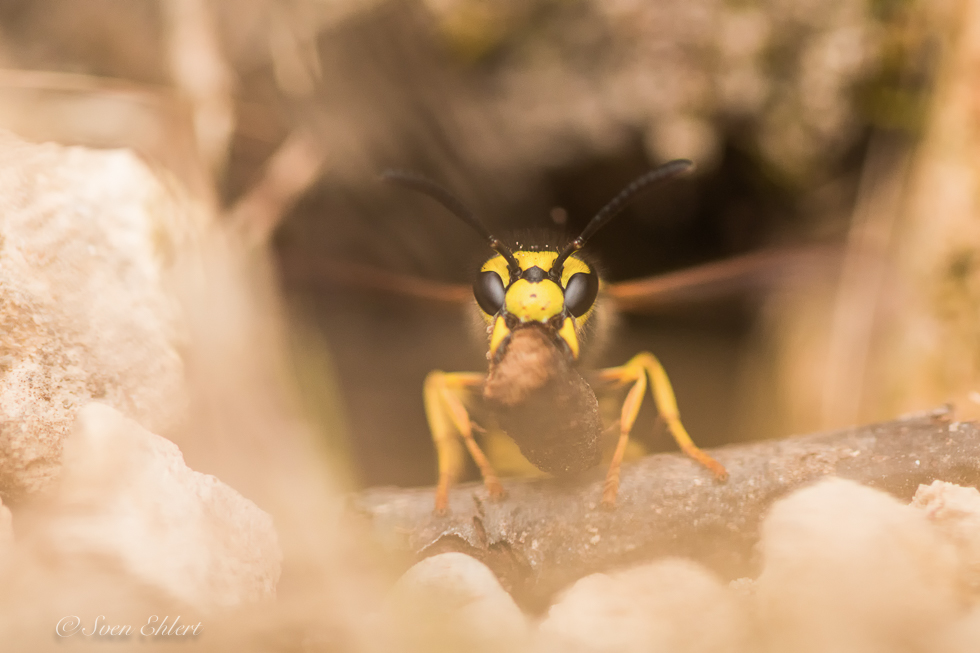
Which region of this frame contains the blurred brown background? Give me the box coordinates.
[0,0,972,491]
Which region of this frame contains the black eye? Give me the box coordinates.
[474,270,506,315]
[564,271,599,317]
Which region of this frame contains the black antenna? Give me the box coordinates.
[550,159,695,274]
[381,170,521,272]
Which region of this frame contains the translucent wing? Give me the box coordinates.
[279,255,470,304]
[279,245,837,312]
[606,246,837,313]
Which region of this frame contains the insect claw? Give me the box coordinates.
[679,442,729,482]
[487,478,506,501]
[601,475,620,509]
[434,483,450,515]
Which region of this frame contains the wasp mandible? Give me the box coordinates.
[383,160,729,514]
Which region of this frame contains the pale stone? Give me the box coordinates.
[386,552,530,653]
[0,131,197,499]
[0,497,11,619]
[912,480,980,595]
[755,478,960,653]
[937,607,980,653]
[42,402,280,608]
[0,496,10,545]
[537,558,751,653]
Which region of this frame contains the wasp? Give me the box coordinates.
[382,160,729,514]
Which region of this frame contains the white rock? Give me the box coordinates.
[0,132,197,498]
[537,558,751,653]
[41,402,280,608]
[0,498,12,600]
[0,497,10,557]
[937,607,980,653]
[0,498,9,541]
[385,552,530,653]
[755,478,960,653]
[912,480,980,595]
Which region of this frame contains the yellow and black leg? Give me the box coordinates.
[423,370,504,514]
[598,352,727,508]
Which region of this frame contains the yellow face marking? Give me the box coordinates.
[479,250,598,342]
[488,315,510,356]
[481,251,591,287]
[505,278,564,322]
[558,317,579,358]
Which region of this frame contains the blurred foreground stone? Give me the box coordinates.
[0,131,197,499]
[537,559,751,653]
[40,402,281,608]
[0,130,379,650]
[0,497,10,544]
[755,478,960,653]
[913,480,980,595]
[385,552,529,653]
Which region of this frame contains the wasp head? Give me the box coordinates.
[475,250,599,361]
[381,159,694,361]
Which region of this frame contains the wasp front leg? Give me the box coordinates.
[598,353,728,508]
[423,370,504,514]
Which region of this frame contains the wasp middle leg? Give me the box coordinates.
[423,370,504,514]
[598,352,728,508]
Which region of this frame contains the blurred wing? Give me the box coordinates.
[607,246,838,313]
[278,255,471,305]
[279,245,837,310]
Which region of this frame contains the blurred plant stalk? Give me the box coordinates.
[162,0,236,182]
[0,68,214,205]
[769,0,980,433]
[882,0,980,420]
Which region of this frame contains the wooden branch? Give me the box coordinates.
[349,407,980,609]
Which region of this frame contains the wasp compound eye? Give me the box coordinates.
[564,271,599,317]
[474,270,506,315]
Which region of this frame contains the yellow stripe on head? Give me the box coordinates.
[488,315,510,357]
[558,317,579,358]
[481,251,592,286]
[480,250,596,359]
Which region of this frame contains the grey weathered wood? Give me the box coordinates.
[349,407,980,608]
